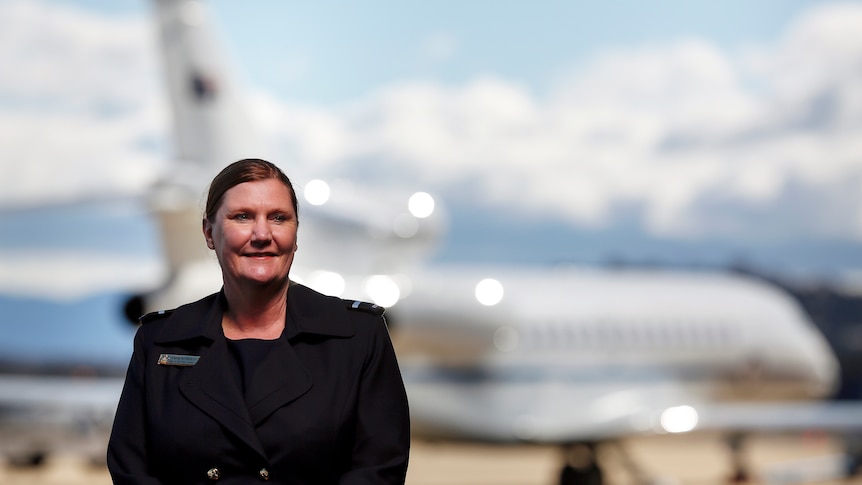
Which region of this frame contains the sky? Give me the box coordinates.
[2,0,862,291]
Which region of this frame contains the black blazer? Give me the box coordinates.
[107,284,410,484]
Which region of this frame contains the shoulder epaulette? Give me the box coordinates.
[344,300,385,317]
[139,308,175,325]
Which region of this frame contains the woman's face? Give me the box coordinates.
[203,179,298,290]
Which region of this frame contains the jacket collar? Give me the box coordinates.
[285,282,354,339]
[155,282,353,344]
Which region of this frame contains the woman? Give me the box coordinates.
[107,159,410,484]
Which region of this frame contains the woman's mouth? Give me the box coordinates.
[244,252,278,258]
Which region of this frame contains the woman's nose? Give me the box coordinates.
[251,218,271,241]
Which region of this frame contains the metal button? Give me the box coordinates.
[259,467,270,480]
[207,467,220,480]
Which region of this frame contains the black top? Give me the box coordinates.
[227,336,282,404]
[225,313,294,406]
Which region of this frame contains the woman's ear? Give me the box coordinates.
[202,218,215,250]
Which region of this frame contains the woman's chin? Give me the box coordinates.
[237,272,290,288]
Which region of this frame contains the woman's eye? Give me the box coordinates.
[272,214,287,223]
[234,213,250,221]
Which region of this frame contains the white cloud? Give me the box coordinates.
[259,2,862,242]
[0,0,165,206]
[2,0,862,245]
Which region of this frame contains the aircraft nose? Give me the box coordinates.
[791,327,840,398]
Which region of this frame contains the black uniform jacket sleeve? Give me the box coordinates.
[107,284,410,485]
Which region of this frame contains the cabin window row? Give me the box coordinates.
[517,320,739,349]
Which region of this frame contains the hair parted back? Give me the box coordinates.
[205,158,298,223]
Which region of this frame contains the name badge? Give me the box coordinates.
[157,354,200,366]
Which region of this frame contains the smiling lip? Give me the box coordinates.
[244,252,279,258]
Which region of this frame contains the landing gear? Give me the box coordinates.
[726,433,750,483]
[559,443,603,485]
[7,451,47,468]
[557,440,657,485]
[842,433,862,478]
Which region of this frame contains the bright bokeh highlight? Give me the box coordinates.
[408,192,435,218]
[365,275,401,307]
[660,405,698,433]
[304,179,330,206]
[308,270,344,296]
[475,278,504,306]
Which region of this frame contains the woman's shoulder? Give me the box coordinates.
[342,299,385,318]
[290,283,389,340]
[136,292,219,326]
[138,308,175,325]
[291,282,385,319]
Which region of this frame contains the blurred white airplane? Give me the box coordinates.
[392,265,862,483]
[1,2,861,484]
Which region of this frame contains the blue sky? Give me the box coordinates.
[2,0,862,295]
[61,0,841,100]
[203,0,839,104]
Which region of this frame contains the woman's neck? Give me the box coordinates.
[222,281,289,340]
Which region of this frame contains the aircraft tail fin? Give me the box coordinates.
[139,0,264,311]
[153,0,260,188]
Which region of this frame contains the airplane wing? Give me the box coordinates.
[0,199,165,300]
[0,375,123,417]
[694,401,862,433]
[405,366,862,443]
[403,365,694,443]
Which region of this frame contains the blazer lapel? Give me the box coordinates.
[243,284,352,426]
[179,336,267,459]
[244,338,312,426]
[157,292,268,459]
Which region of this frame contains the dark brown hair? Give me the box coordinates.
[204,158,298,223]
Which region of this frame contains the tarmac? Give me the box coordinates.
[1,433,860,485]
